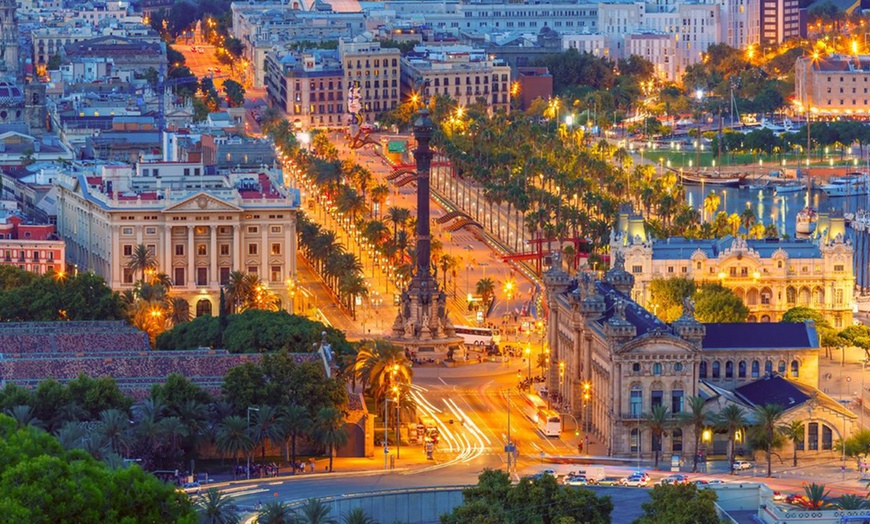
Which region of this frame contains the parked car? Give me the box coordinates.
[620,475,648,487]
[530,469,558,481]
[733,461,753,471]
[692,479,708,486]
[564,475,588,486]
[706,479,725,485]
[596,476,622,486]
[631,471,651,482]
[659,474,689,485]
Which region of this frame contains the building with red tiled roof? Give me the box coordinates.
[0,211,65,276]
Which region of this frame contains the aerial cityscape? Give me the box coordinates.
[4,0,870,521]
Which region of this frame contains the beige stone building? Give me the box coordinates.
[611,210,855,328]
[796,54,870,116]
[544,255,856,462]
[55,162,300,316]
[339,37,401,123]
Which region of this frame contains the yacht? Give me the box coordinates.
[820,175,870,197]
[796,207,817,236]
[774,182,806,195]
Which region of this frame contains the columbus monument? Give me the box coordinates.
[389,109,463,359]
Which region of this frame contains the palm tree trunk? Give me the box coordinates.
[329,444,334,472]
[793,446,798,468]
[693,433,700,472]
[291,434,297,473]
[729,438,735,474]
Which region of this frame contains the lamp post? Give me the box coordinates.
[503,388,513,473]
[383,398,393,470]
[246,406,259,480]
[525,346,531,381]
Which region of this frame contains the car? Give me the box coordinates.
[214,67,222,73]
[596,476,622,486]
[773,491,785,501]
[564,475,589,486]
[620,475,648,487]
[631,471,651,482]
[706,479,725,485]
[529,469,558,481]
[692,479,708,486]
[660,474,689,485]
[733,460,753,471]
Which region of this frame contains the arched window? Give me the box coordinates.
[761,314,771,323]
[808,422,819,450]
[672,428,683,452]
[725,361,734,379]
[195,299,211,317]
[821,425,833,450]
[738,361,746,378]
[699,361,707,379]
[791,360,799,378]
[712,361,721,379]
[778,360,786,374]
[765,361,773,374]
[653,363,662,375]
[630,428,640,453]
[751,360,760,378]
[786,286,796,304]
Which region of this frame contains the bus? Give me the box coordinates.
[522,393,548,422]
[454,326,501,347]
[536,409,561,437]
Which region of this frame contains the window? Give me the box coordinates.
[248,243,258,255]
[651,390,663,408]
[220,267,230,285]
[791,360,799,378]
[671,390,683,414]
[630,428,640,453]
[738,361,746,378]
[248,266,258,274]
[145,227,156,235]
[271,266,281,282]
[778,360,786,374]
[725,361,734,379]
[699,361,707,378]
[653,363,662,375]
[220,244,230,256]
[122,227,133,235]
[821,425,833,450]
[122,267,134,284]
[197,244,207,256]
[630,387,643,417]
[271,243,281,255]
[271,226,282,233]
[632,363,641,373]
[674,363,683,372]
[712,361,720,379]
[175,244,184,256]
[672,428,683,452]
[632,265,642,274]
[196,267,207,286]
[123,244,132,256]
[248,226,259,234]
[174,267,185,286]
[765,361,773,374]
[808,422,819,450]
[751,361,760,378]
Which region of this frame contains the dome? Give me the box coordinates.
[0,81,24,108]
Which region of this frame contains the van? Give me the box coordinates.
[577,466,605,483]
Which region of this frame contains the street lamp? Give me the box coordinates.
[525,346,531,381]
[383,398,394,470]
[246,406,259,480]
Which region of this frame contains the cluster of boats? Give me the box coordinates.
[678,172,870,198]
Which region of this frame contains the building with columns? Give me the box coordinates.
[544,255,855,462]
[611,209,855,328]
[54,162,300,316]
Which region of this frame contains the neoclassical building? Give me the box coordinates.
[55,162,300,316]
[544,255,856,461]
[611,208,855,328]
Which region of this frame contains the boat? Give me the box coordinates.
[820,174,870,197]
[744,181,771,191]
[678,172,745,187]
[774,183,806,194]
[796,207,818,236]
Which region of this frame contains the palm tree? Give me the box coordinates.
[296,498,337,524]
[715,404,748,474]
[159,416,190,457]
[257,500,297,524]
[679,396,709,473]
[339,273,368,320]
[196,488,241,524]
[281,404,312,469]
[4,404,43,429]
[341,508,376,524]
[96,408,132,456]
[353,340,412,407]
[385,207,411,243]
[216,415,254,479]
[702,191,720,222]
[370,184,389,215]
[251,405,286,462]
[779,419,804,468]
[475,277,496,321]
[225,271,252,313]
[127,244,158,281]
[752,403,785,477]
[800,482,831,510]
[168,297,191,324]
[835,494,868,509]
[312,407,349,473]
[643,405,671,469]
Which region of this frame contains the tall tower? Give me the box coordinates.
[0,0,18,79]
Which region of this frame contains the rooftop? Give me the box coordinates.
[701,322,819,350]
[649,235,823,260]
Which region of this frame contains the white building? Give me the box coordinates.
[55,162,301,316]
[626,33,677,81]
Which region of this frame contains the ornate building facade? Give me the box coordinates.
[545,254,856,461]
[55,163,300,316]
[611,209,855,328]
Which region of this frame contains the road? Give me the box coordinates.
[174,44,233,90]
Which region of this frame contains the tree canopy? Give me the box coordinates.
[693,283,749,323]
[440,469,613,524]
[0,414,196,523]
[0,267,123,321]
[634,483,720,524]
[155,309,353,356]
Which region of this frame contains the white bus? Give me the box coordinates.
[522,393,548,422]
[537,409,561,437]
[454,326,501,347]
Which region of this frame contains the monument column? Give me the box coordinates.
[413,112,433,277]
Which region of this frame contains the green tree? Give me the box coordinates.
[633,483,720,524]
[47,54,62,70]
[643,405,671,469]
[297,498,337,524]
[127,244,158,282]
[257,500,296,524]
[311,407,349,472]
[281,403,312,469]
[835,494,868,510]
[679,396,710,473]
[781,306,829,326]
[475,277,496,319]
[215,415,254,480]
[341,507,377,524]
[799,483,831,510]
[693,283,749,322]
[223,79,245,108]
[648,277,695,322]
[750,404,785,477]
[197,488,241,524]
[779,420,804,468]
[715,404,748,474]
